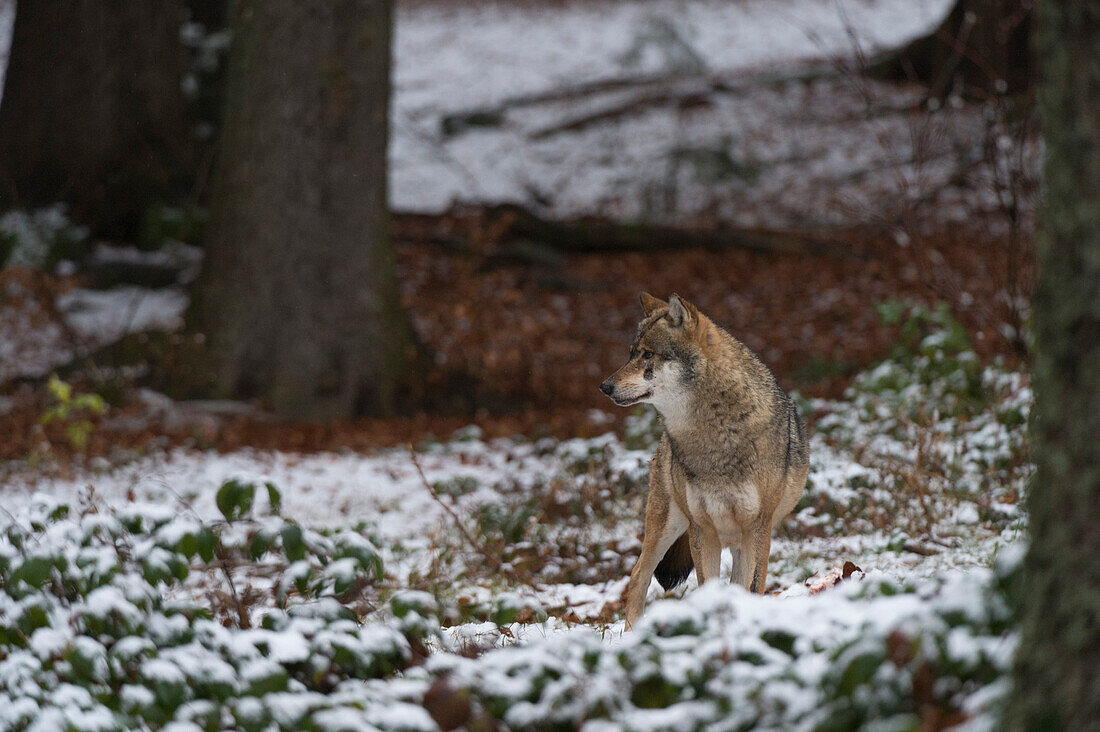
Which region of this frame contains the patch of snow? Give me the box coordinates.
[388,0,991,228]
[57,287,188,342]
[88,241,204,284]
[393,0,952,115]
[0,283,189,384]
[0,0,12,98]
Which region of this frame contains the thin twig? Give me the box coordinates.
[407,444,516,581]
[0,503,38,543]
[157,478,250,628]
[902,540,941,556]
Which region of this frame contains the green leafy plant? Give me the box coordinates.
[859,301,987,418]
[39,374,107,449]
[0,490,403,731]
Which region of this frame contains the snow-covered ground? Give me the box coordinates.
[390,0,971,226]
[0,351,1029,729]
[3,344,1030,631]
[0,0,12,94]
[0,298,1030,729]
[0,279,187,383]
[394,0,952,114]
[0,433,1025,630]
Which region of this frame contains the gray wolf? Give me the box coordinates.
[599,293,809,628]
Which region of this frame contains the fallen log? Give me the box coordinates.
[527,81,716,140]
[478,205,856,258]
[441,62,841,139]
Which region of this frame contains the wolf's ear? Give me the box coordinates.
[639,292,667,316]
[667,294,695,329]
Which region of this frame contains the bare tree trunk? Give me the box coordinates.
[188,0,412,419]
[0,0,189,238]
[1006,1,1100,728]
[873,0,1033,97]
[185,0,228,31]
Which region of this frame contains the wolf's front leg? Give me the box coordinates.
[623,550,659,631]
[624,495,686,630]
[727,522,753,589]
[688,521,722,584]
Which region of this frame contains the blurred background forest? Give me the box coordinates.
[8,1,1100,730]
[0,0,1037,453]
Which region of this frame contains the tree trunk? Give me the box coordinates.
[185,0,229,31]
[0,0,190,238]
[1006,1,1100,729]
[873,0,1033,97]
[188,0,412,420]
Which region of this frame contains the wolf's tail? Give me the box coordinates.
[654,532,693,591]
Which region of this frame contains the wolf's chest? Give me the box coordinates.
[668,431,757,485]
[685,480,760,535]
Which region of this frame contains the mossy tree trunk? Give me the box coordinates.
[1006,1,1100,728]
[188,0,412,419]
[0,0,190,238]
[874,0,1033,97]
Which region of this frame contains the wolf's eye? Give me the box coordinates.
[641,350,654,360]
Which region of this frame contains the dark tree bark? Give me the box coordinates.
[188,0,412,419]
[874,0,1033,97]
[0,0,190,237]
[185,0,229,31]
[1007,1,1100,729]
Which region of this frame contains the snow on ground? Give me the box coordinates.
[0,0,11,95]
[0,280,188,383]
[2,350,1030,634]
[0,317,1030,728]
[4,435,644,619]
[5,437,601,544]
[55,287,187,345]
[394,0,952,114]
[390,0,973,226]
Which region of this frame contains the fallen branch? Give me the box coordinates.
[902,540,941,556]
[481,204,855,258]
[528,80,716,140]
[158,480,251,628]
[407,445,520,582]
[826,145,973,188]
[442,62,841,139]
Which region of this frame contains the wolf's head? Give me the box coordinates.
[599,293,709,416]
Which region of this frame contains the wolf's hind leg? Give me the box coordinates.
[735,540,756,590]
[729,548,742,585]
[747,515,772,594]
[726,523,748,586]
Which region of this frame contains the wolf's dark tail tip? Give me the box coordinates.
[654,532,693,591]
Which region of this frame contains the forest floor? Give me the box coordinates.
[0,268,1030,726]
[1,209,1033,633]
[0,214,1029,459]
